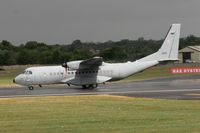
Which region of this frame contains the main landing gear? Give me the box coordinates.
[82,84,98,89]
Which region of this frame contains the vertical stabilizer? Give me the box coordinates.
[139,24,181,62]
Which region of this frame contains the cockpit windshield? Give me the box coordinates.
[24,70,33,75]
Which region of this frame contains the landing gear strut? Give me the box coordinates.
[28,86,34,90]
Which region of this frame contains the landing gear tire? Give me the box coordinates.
[82,85,88,89]
[89,84,97,89]
[28,86,34,90]
[94,84,98,88]
[82,84,98,90]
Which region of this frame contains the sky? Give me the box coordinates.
[0,0,200,45]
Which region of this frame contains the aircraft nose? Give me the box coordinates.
[14,74,24,85]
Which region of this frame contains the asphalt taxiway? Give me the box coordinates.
[1,76,200,100]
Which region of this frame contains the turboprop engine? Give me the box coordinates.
[62,60,88,70]
[62,57,103,70]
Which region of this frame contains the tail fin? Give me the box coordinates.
[139,24,181,62]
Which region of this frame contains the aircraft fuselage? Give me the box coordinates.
[14,24,181,90]
[14,61,158,87]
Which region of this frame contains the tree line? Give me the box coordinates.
[0,35,200,65]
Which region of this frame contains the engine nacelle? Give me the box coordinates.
[62,60,88,70]
[67,61,82,70]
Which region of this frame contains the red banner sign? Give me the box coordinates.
[171,68,200,74]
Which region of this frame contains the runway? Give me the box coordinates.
[1,76,200,100]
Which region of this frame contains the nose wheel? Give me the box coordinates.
[28,86,34,90]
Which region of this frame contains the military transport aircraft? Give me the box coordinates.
[14,24,181,90]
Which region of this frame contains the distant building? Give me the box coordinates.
[178,46,200,63]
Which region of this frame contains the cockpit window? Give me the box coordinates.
[24,70,33,75]
[29,71,32,74]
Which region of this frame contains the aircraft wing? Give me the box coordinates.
[66,57,103,70]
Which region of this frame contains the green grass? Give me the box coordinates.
[0,95,200,133]
[0,76,15,87]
